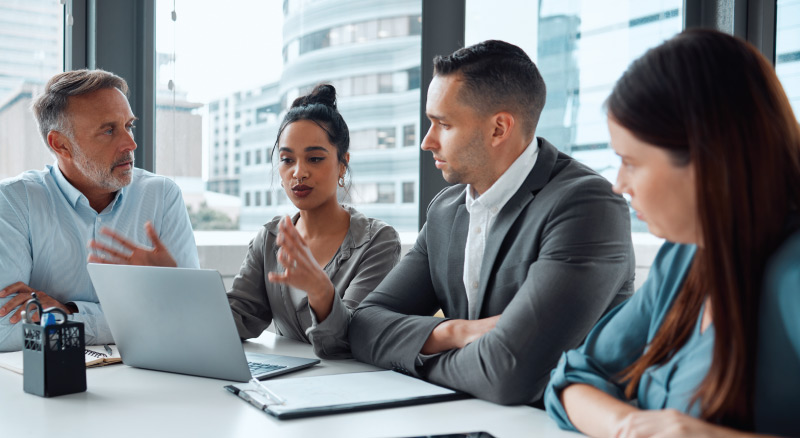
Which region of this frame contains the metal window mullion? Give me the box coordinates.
[418,0,465,229]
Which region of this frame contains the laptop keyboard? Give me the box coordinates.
[248,361,287,375]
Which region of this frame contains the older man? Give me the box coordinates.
[0,69,198,351]
[349,40,635,405]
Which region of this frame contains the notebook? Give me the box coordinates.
[86,263,319,382]
[0,345,122,374]
[225,370,468,420]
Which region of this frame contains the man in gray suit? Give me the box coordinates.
[349,40,634,405]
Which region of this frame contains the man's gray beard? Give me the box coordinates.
[70,140,134,191]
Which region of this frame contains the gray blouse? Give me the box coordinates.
[227,206,401,359]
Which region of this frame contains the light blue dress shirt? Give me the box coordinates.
[0,164,199,351]
[545,233,800,435]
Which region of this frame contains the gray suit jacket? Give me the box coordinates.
[228,206,400,359]
[349,138,635,404]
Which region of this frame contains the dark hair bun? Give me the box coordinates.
[291,84,337,109]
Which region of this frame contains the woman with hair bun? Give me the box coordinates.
[545,29,800,436]
[227,84,401,359]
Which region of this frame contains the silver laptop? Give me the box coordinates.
[87,263,319,382]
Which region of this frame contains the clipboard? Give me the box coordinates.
[224,370,468,420]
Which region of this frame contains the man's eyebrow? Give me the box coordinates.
[427,113,446,121]
[97,117,139,130]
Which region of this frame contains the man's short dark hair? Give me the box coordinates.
[433,40,546,137]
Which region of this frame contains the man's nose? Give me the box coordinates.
[421,126,436,151]
[122,130,137,152]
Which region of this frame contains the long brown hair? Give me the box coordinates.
[607,29,800,427]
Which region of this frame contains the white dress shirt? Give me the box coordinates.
[463,139,539,318]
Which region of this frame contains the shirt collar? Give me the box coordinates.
[465,138,539,214]
[50,163,126,211]
[268,205,373,255]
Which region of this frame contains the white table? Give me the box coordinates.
[0,332,581,438]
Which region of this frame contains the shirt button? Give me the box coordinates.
[472,281,479,289]
[97,218,102,223]
[474,226,481,234]
[491,207,498,214]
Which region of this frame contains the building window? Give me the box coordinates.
[157,0,420,232]
[245,192,251,207]
[255,191,261,206]
[377,183,395,203]
[403,124,416,147]
[402,182,415,203]
[377,128,396,149]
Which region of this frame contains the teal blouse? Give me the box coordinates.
[544,233,800,435]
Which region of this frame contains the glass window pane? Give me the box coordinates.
[0,0,63,180]
[465,0,683,234]
[158,0,422,233]
[777,0,800,121]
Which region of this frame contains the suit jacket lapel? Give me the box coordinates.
[471,138,560,319]
[447,204,470,318]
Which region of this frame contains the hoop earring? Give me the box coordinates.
[338,177,345,188]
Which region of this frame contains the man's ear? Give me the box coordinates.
[490,112,515,148]
[47,131,73,161]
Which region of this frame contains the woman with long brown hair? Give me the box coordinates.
[544,29,800,436]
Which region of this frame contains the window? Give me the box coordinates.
[402,182,415,203]
[254,191,261,207]
[466,0,683,233]
[776,0,800,121]
[377,128,396,149]
[403,124,416,147]
[378,183,395,203]
[156,0,284,230]
[0,0,63,181]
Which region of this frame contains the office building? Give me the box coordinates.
[207,0,422,231]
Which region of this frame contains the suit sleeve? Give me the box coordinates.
[418,180,635,404]
[349,218,451,373]
[227,228,274,339]
[308,224,401,359]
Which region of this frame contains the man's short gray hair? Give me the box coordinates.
[31,69,129,144]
